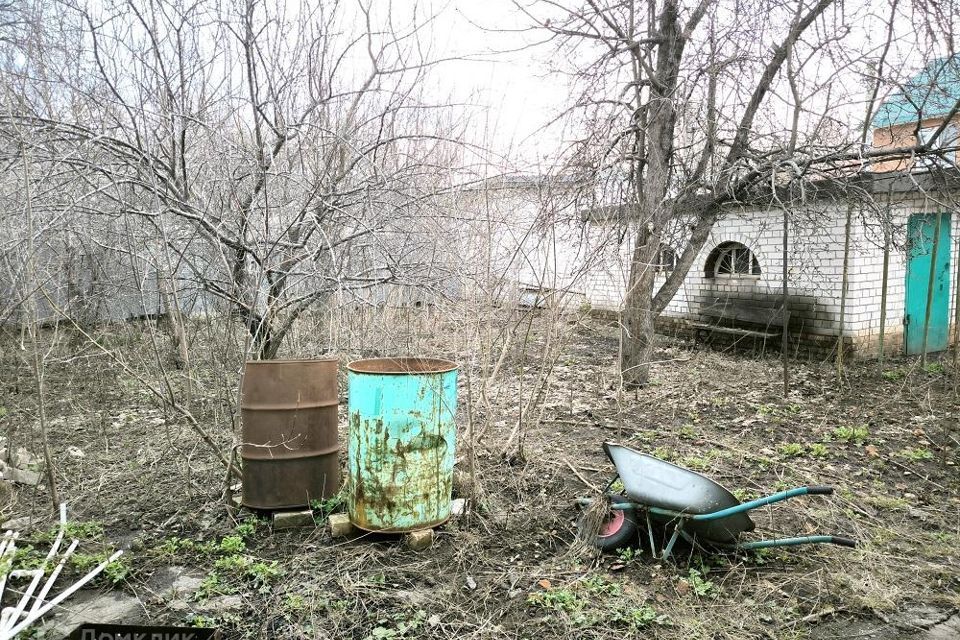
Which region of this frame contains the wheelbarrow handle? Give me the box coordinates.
[829,536,857,548]
[686,485,837,522]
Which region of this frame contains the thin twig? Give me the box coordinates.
[563,457,601,493]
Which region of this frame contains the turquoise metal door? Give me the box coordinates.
[905,213,952,355]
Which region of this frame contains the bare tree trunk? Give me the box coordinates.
[879,223,890,365]
[837,202,853,377]
[620,238,658,388]
[620,0,682,389]
[782,207,789,397]
[23,154,59,511]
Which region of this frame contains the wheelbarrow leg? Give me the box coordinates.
[662,524,682,561]
[645,511,657,557]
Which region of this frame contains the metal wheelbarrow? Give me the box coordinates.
[576,442,856,560]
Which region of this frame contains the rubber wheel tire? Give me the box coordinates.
[578,495,639,553]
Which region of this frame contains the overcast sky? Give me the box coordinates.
[417,2,572,169]
[353,0,952,173]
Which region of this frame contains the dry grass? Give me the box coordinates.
[0,312,957,639]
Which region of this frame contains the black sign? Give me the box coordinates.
[67,623,219,640]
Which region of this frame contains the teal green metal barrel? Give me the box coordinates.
[347,357,458,532]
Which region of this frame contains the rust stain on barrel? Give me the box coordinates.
[347,357,457,533]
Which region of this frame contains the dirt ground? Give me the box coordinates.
[0,315,958,639]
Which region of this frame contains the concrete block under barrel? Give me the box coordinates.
[240,358,340,510]
[346,357,458,533]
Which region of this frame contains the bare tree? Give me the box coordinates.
[1,0,468,359]
[523,0,937,386]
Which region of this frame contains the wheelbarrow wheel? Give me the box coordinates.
[578,495,638,552]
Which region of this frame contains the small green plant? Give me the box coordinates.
[865,496,909,511]
[284,593,308,613]
[103,557,130,583]
[899,447,933,461]
[156,536,196,557]
[233,521,257,539]
[64,521,104,539]
[632,430,659,443]
[12,546,46,572]
[745,548,771,565]
[581,575,620,596]
[830,425,870,445]
[881,368,905,381]
[777,443,805,458]
[246,561,282,590]
[34,521,104,544]
[681,449,723,472]
[616,547,636,563]
[625,605,658,627]
[617,605,671,629]
[311,492,346,518]
[772,479,793,492]
[68,553,101,572]
[684,568,716,598]
[365,610,427,640]
[808,443,829,458]
[194,574,235,601]
[64,552,129,583]
[932,531,956,544]
[188,615,218,628]
[196,541,218,555]
[527,588,579,612]
[214,554,252,573]
[754,456,773,471]
[651,446,675,462]
[678,424,698,440]
[923,362,944,374]
[218,535,246,554]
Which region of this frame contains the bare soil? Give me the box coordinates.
[0,316,958,639]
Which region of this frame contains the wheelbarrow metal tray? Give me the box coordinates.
[603,442,754,544]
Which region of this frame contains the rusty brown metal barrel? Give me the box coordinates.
[240,358,340,509]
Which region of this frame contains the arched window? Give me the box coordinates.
[704,242,761,278]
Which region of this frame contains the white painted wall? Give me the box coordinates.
[579,193,960,352]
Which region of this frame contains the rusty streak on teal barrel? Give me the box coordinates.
[347,357,458,532]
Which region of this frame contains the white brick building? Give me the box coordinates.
[576,173,960,358]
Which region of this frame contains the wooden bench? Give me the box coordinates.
[692,299,791,341]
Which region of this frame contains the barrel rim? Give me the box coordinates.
[348,515,451,533]
[244,357,339,365]
[347,357,457,375]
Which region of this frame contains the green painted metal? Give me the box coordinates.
[905,213,952,355]
[346,358,458,532]
[735,536,844,551]
[872,55,960,127]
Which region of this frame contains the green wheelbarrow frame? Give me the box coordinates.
[576,442,856,560]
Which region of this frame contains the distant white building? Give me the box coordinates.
[578,173,959,359]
